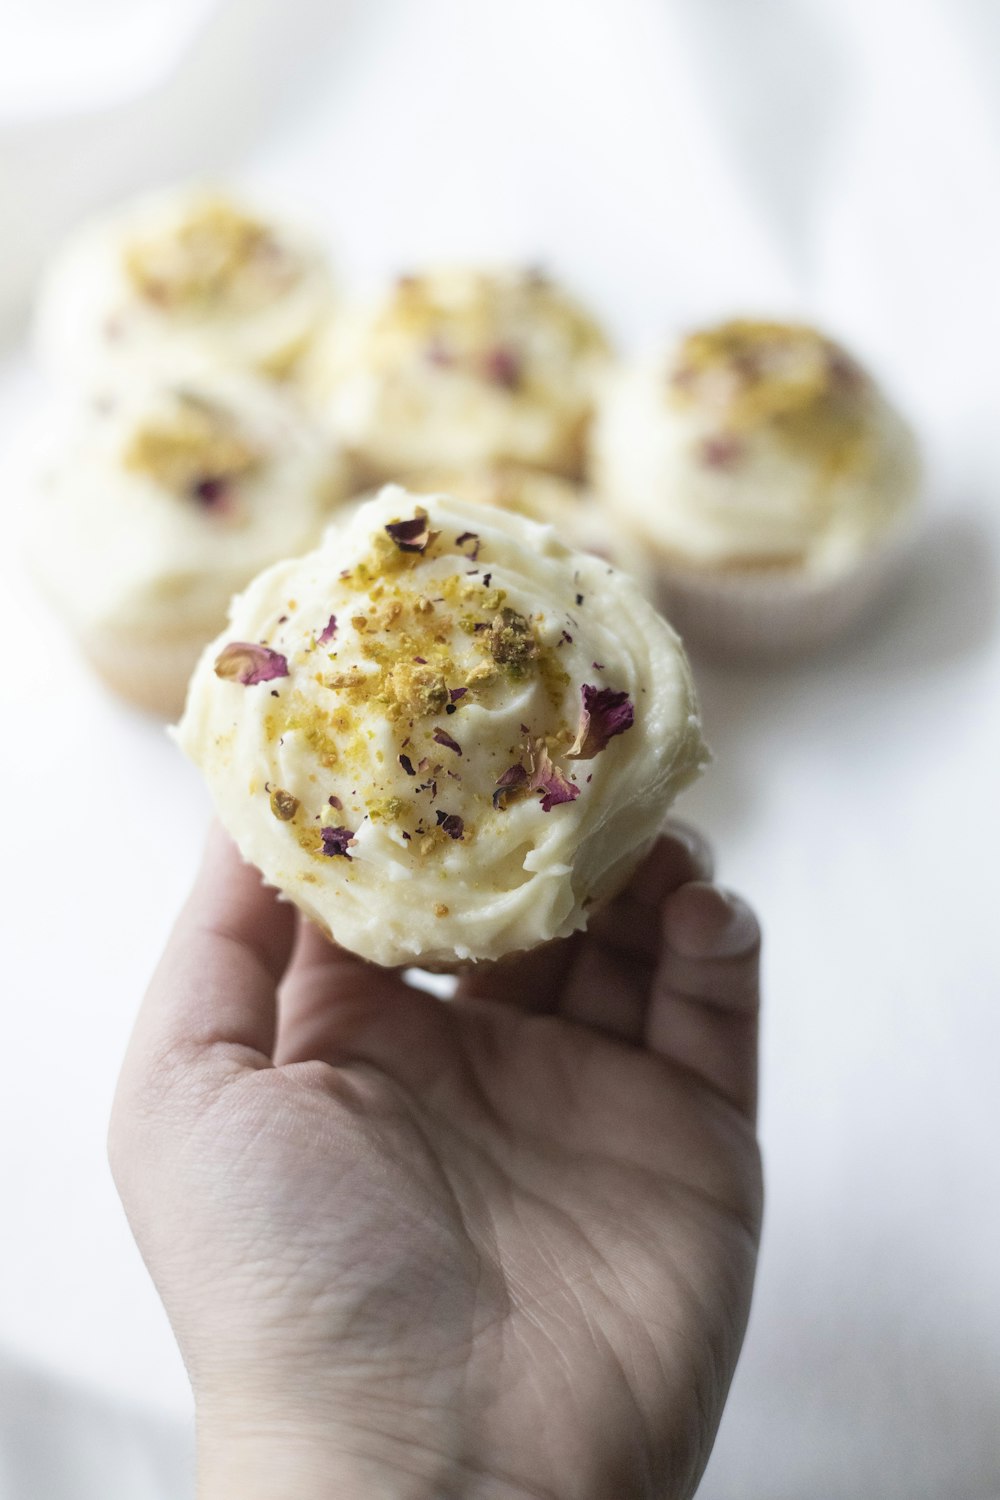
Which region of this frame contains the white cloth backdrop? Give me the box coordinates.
[1,2,998,1496]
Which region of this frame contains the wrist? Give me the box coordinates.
[196,1412,536,1500]
[197,1421,446,1500]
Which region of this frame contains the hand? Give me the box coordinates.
[110,823,762,1500]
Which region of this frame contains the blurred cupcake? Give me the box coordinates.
[31,365,352,715]
[311,267,610,482]
[34,186,336,384]
[590,319,921,656]
[408,464,655,600]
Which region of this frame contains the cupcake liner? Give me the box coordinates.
[78,623,205,717]
[653,520,918,661]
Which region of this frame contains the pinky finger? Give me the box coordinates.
[646,882,761,1121]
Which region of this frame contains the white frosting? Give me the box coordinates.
[310,268,610,480]
[405,465,655,600]
[34,186,336,385]
[176,487,706,968]
[31,365,351,651]
[590,321,921,575]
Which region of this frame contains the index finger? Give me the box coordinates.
[121,823,296,1086]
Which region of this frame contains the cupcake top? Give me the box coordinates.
[408,464,655,598]
[590,319,920,574]
[176,487,705,968]
[312,267,611,480]
[34,186,336,383]
[31,365,351,646]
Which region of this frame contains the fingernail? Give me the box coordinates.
[710,889,760,957]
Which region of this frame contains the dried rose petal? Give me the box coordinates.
[433,727,462,756]
[699,434,745,470]
[191,475,231,509]
[435,810,465,840]
[449,687,467,702]
[827,346,864,390]
[483,345,522,389]
[425,336,454,367]
[399,754,416,776]
[214,641,289,685]
[492,763,528,810]
[317,614,338,646]
[530,744,580,811]
[385,510,436,553]
[320,825,354,859]
[539,780,579,812]
[568,685,635,759]
[455,531,481,561]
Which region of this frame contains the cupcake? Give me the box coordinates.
[408,464,655,600]
[310,267,610,482]
[590,319,921,656]
[34,186,336,384]
[31,366,352,716]
[176,486,706,969]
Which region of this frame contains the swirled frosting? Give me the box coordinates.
[311,267,610,480]
[176,487,706,967]
[34,186,336,384]
[407,464,654,597]
[590,319,920,574]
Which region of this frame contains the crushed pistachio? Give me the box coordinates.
[670,319,870,471]
[466,661,498,690]
[384,661,449,717]
[280,692,341,767]
[269,788,299,821]
[367,796,408,825]
[123,391,260,498]
[122,197,297,312]
[487,607,538,676]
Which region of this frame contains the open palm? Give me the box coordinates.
[112,825,762,1500]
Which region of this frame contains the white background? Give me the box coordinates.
[1,1,998,1496]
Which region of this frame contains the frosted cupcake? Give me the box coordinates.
[31,367,352,715]
[311,267,610,482]
[176,487,706,969]
[590,319,921,656]
[34,186,335,384]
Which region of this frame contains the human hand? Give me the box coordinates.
[110,823,762,1500]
